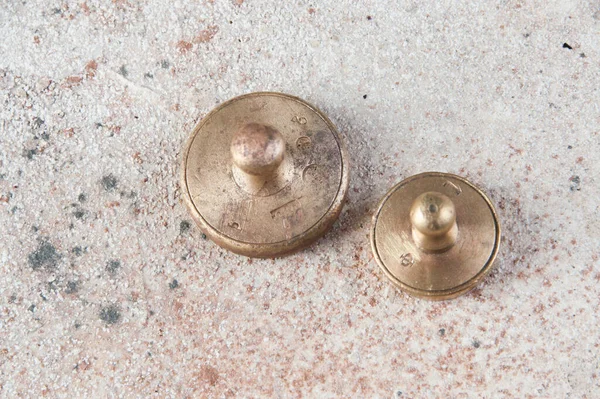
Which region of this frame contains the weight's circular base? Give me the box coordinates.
[371,172,500,300]
[181,92,349,258]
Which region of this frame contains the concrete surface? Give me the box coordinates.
[1,0,599,397]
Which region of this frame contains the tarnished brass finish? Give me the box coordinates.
[181,92,349,258]
[370,172,500,300]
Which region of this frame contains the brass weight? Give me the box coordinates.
[181,92,349,258]
[370,172,500,300]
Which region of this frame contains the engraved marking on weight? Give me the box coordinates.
[270,197,303,218]
[443,180,462,196]
[222,199,253,231]
[291,115,307,125]
[399,253,415,267]
[282,207,304,239]
[301,164,318,181]
[296,136,312,150]
[389,232,422,266]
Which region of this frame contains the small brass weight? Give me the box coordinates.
[371,172,500,300]
[181,92,349,258]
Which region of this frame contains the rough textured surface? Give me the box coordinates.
[1,1,599,398]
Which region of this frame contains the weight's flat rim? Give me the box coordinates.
[370,172,501,300]
[181,92,350,258]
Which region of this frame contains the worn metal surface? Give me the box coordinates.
[182,92,349,257]
[371,172,500,300]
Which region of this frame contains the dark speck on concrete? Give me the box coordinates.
[120,190,136,199]
[201,233,207,240]
[160,59,170,68]
[106,259,121,274]
[180,220,191,234]
[23,148,37,160]
[169,279,179,290]
[65,281,79,294]
[563,42,573,50]
[438,328,446,337]
[144,72,154,79]
[363,94,368,99]
[47,280,58,292]
[28,304,35,312]
[8,294,17,303]
[570,175,581,191]
[99,305,121,325]
[567,145,573,150]
[78,193,86,202]
[118,65,128,77]
[33,117,45,128]
[72,246,84,256]
[73,209,85,219]
[28,241,61,270]
[101,174,118,191]
[32,226,39,232]
[366,15,372,20]
[473,340,481,348]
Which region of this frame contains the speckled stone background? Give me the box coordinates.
[1,0,599,398]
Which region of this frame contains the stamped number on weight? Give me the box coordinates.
[400,253,415,267]
[292,115,307,125]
